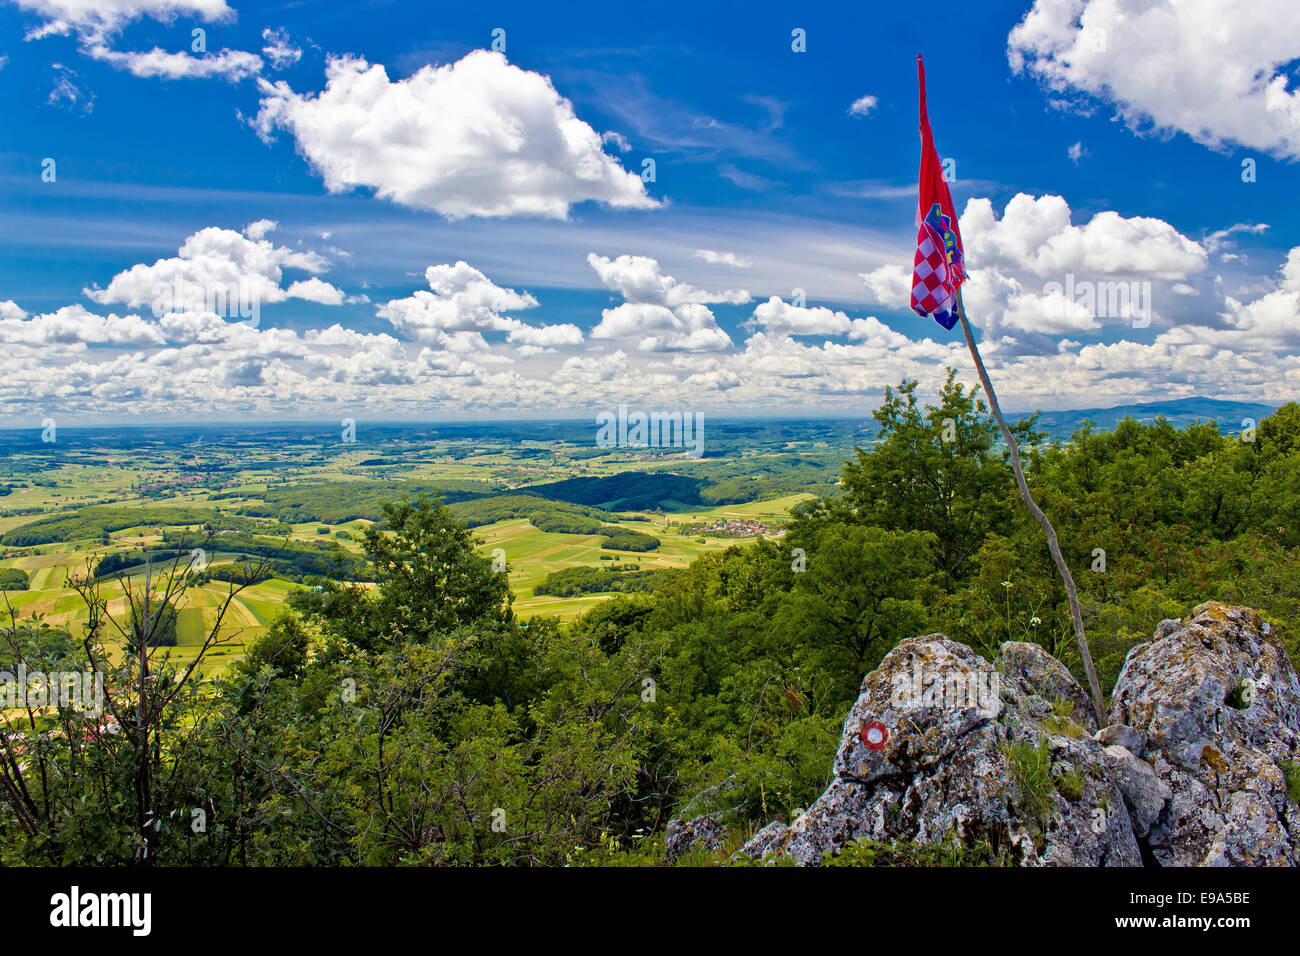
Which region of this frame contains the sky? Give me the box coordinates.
[0,0,1298,426]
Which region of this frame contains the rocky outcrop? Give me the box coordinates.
[737,602,1299,867]
[1109,602,1300,866]
[740,633,1140,866]
[663,814,727,863]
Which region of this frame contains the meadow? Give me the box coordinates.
[0,421,834,661]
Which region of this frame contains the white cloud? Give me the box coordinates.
[959,193,1206,279]
[1067,140,1086,164]
[286,277,345,305]
[587,253,750,351]
[1204,222,1270,255]
[376,261,580,350]
[84,44,261,81]
[848,94,878,117]
[695,249,752,268]
[0,304,165,347]
[501,319,583,348]
[602,130,631,152]
[261,27,301,70]
[555,350,629,384]
[1211,247,1300,348]
[83,225,332,314]
[253,51,659,220]
[243,219,277,240]
[0,300,27,320]
[862,193,1206,344]
[13,0,232,42]
[1009,0,1300,160]
[587,253,749,307]
[48,63,93,113]
[860,263,913,309]
[751,297,850,337]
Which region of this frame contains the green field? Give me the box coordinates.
[0,427,835,660]
[476,493,811,618]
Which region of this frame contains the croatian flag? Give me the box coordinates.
[910,55,967,331]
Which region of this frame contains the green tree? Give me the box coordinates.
[810,370,1032,580]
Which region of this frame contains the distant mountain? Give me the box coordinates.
[1022,397,1278,440]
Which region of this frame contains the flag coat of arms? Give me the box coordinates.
[911,55,967,331]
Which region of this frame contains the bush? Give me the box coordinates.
[599,528,660,552]
[0,568,29,590]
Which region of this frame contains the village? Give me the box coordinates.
[680,518,786,539]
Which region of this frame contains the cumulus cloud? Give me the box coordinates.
[243,218,277,240]
[253,50,659,220]
[861,193,1206,344]
[1009,0,1300,160]
[286,277,345,305]
[848,94,878,117]
[0,304,165,347]
[587,253,750,351]
[376,261,580,349]
[748,296,886,341]
[1212,247,1300,348]
[83,225,333,315]
[860,263,913,309]
[959,193,1206,279]
[587,253,749,307]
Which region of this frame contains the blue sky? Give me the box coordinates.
[0,0,1298,424]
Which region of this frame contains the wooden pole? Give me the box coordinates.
[954,291,1106,726]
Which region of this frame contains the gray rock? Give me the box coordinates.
[738,821,789,860]
[1095,723,1147,754]
[999,641,1100,733]
[731,602,1299,868]
[1109,602,1300,866]
[740,634,1139,867]
[664,814,727,863]
[1101,744,1171,837]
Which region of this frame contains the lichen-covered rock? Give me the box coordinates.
[1101,744,1171,837]
[739,634,1140,866]
[1095,723,1147,753]
[998,641,1100,733]
[738,820,788,859]
[664,814,727,863]
[1108,602,1300,866]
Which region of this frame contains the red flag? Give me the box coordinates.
[910,54,966,330]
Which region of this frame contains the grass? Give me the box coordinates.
[0,444,817,655]
[1005,738,1056,832]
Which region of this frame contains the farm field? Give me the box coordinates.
[0,421,840,661]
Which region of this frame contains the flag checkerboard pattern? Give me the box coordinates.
[911,219,957,324]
